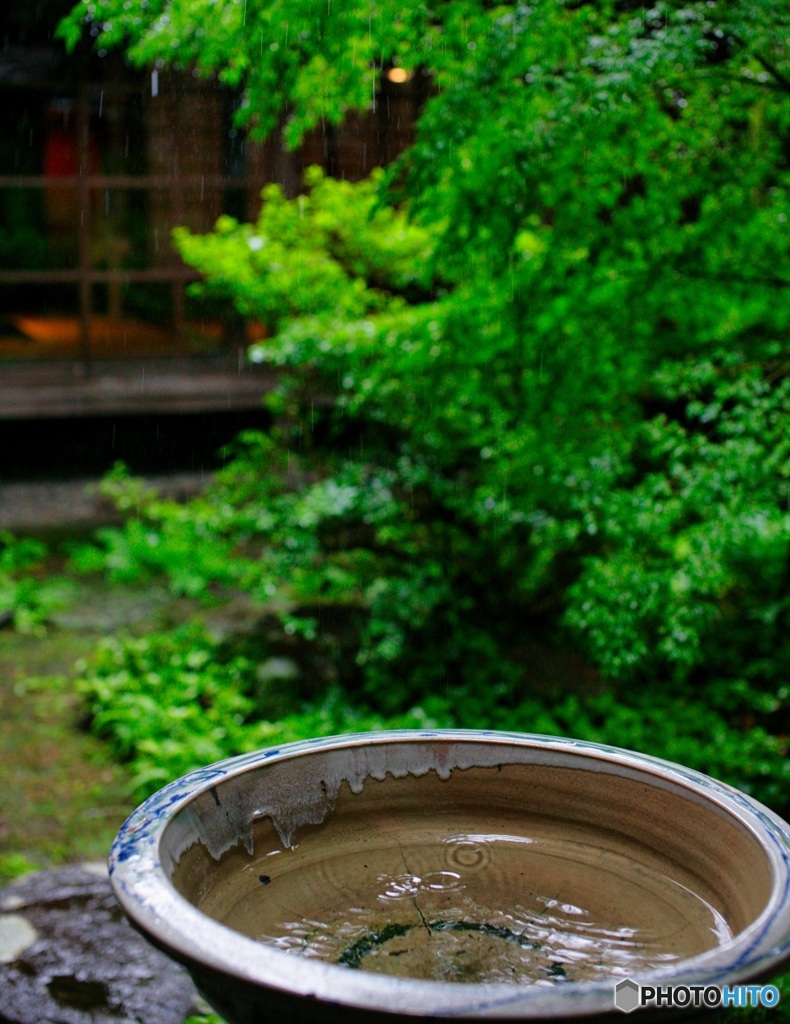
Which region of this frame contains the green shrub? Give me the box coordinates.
[68,464,249,600]
[0,531,72,633]
[75,626,260,797]
[0,852,39,885]
[61,0,790,821]
[564,353,790,691]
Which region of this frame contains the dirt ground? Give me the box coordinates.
[0,578,194,881]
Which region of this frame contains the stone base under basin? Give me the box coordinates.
[0,865,201,1024]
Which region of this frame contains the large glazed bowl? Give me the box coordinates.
[109,731,790,1022]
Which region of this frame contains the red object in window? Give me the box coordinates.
[44,129,80,178]
[43,103,101,229]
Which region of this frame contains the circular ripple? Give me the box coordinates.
[444,837,491,871]
[378,871,463,902]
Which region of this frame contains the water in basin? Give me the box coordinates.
[194,804,731,985]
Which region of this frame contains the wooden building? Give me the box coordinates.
[0,2,421,417]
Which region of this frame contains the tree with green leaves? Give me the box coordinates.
[62,0,790,805]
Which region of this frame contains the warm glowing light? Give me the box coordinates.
[386,67,411,83]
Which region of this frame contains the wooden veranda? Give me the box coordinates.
[0,355,277,420]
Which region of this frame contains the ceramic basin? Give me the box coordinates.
[109,731,790,1021]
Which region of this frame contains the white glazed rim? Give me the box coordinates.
[109,730,790,1019]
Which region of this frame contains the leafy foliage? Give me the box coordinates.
[0,532,72,633]
[565,352,790,687]
[75,626,259,795]
[60,0,790,813]
[69,464,247,598]
[174,169,435,327]
[0,852,39,886]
